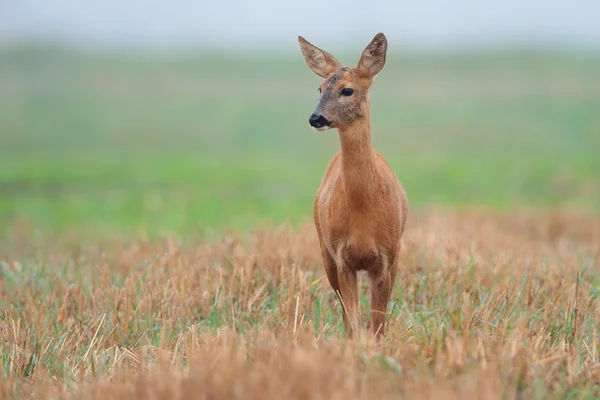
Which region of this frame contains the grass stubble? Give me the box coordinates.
[1,208,600,399]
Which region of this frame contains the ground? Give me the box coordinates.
[1,48,599,398]
[3,210,600,398]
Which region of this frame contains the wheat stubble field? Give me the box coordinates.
[2,210,600,398]
[1,49,600,398]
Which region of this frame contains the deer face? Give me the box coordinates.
[298,33,388,131]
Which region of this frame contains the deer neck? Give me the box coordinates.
[337,115,377,209]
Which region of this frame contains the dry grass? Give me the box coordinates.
[1,208,600,399]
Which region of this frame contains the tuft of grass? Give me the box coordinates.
[1,209,600,398]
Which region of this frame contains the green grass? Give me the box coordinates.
[2,212,600,398]
[1,47,599,235]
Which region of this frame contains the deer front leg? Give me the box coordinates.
[368,268,392,338]
[337,264,358,337]
[320,249,349,328]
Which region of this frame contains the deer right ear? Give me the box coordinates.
[298,36,340,78]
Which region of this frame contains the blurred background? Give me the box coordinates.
[1,0,599,236]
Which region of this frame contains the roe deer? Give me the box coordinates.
[298,33,408,338]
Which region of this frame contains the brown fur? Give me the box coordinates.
[298,33,408,338]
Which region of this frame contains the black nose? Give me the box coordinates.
[309,113,330,128]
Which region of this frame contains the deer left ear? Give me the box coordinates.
[357,33,388,78]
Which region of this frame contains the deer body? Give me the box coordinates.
[299,33,408,337]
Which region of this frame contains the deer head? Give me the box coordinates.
[298,33,388,131]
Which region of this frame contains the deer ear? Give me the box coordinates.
[357,33,388,78]
[298,36,340,78]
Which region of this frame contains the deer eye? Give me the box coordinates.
[340,88,354,96]
[318,87,322,93]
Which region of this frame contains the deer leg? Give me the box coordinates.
[389,250,399,301]
[368,267,392,338]
[337,264,359,337]
[322,249,340,293]
[320,249,349,327]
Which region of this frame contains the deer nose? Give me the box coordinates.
[309,113,330,128]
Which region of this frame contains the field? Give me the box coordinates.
[1,47,600,398]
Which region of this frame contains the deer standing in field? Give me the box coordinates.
[298,33,408,338]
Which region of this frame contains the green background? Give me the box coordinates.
[1,48,599,236]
